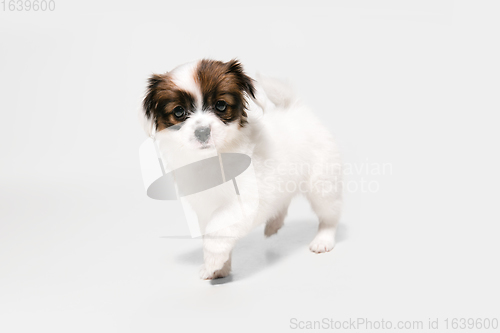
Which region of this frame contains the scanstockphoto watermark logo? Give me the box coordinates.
[139,136,393,236]
[289,317,499,330]
[290,318,424,330]
[1,0,55,12]
[259,159,393,195]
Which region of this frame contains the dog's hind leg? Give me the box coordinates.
[264,200,291,237]
[306,188,342,254]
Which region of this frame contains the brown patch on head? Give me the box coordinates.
[143,74,196,131]
[195,59,255,126]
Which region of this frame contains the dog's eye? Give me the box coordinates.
[215,100,227,112]
[173,106,185,118]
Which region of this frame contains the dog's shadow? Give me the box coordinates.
[175,221,348,285]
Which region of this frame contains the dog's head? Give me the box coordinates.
[142,59,255,151]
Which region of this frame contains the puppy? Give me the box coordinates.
[141,59,342,279]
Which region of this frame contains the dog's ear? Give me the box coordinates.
[226,59,256,99]
[141,74,163,136]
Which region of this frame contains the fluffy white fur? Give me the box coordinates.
[142,61,342,280]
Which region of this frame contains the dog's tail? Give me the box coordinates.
[252,73,297,112]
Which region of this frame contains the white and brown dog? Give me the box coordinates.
[141,59,342,279]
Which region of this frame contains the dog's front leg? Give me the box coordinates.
[199,230,236,280]
[199,204,251,280]
[199,242,233,280]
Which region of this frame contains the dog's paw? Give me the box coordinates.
[264,218,284,237]
[199,262,231,280]
[309,235,335,254]
[199,254,231,280]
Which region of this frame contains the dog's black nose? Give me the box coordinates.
[194,126,211,143]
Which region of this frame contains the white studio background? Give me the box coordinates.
[1,1,499,332]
